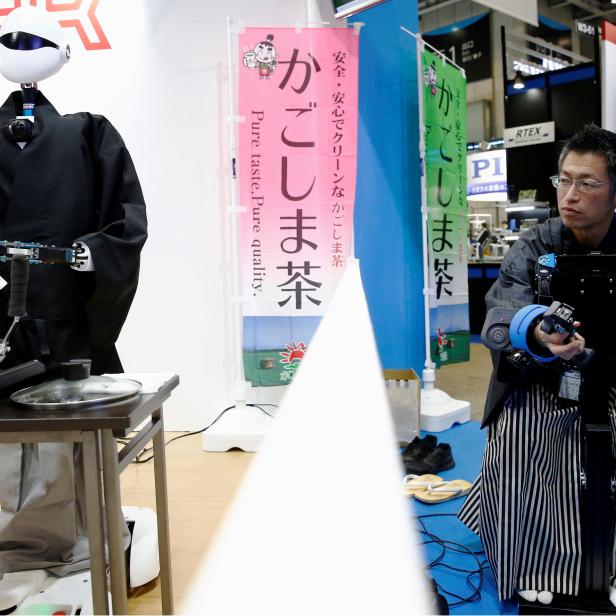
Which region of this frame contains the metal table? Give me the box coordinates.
[0,373,180,615]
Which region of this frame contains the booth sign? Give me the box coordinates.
[504,121,555,149]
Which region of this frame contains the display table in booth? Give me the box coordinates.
[0,373,180,615]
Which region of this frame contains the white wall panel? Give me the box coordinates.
[0,0,317,429]
[472,0,537,26]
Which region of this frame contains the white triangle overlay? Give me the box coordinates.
[182,259,432,615]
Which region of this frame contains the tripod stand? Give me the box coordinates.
[519,424,616,614]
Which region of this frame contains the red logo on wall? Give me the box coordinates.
[0,0,110,51]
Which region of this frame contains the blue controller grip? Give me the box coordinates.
[510,304,557,363]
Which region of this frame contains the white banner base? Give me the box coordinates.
[17,570,98,615]
[420,388,471,432]
[202,403,273,453]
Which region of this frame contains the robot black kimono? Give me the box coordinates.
[459,215,616,602]
[0,90,147,374]
[0,6,147,581]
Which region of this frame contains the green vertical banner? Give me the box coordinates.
[421,48,470,367]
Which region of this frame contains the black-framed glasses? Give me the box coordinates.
[550,175,610,193]
[0,31,59,52]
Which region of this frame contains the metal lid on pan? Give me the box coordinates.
[10,359,141,410]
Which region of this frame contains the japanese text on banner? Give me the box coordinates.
[238,27,359,385]
[422,48,470,367]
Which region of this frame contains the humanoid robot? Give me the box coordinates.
[0,6,155,612]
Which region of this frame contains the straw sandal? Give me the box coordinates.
[402,474,445,497]
[413,479,472,504]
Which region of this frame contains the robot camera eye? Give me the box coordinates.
[8,118,33,142]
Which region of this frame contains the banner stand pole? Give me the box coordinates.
[202,17,273,453]
[406,29,470,432]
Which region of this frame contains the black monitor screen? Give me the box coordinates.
[331,0,390,20]
[506,87,549,127]
[506,207,551,230]
[551,255,616,359]
[477,228,491,248]
[551,78,597,140]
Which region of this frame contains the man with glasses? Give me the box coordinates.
[459,124,616,607]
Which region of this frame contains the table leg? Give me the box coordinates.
[153,411,174,614]
[101,430,128,616]
[82,431,109,615]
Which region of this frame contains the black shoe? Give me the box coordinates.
[401,434,437,462]
[404,443,455,475]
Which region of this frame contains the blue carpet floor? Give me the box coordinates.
[407,421,518,614]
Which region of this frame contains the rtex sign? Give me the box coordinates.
[504,121,555,149]
[0,1,110,51]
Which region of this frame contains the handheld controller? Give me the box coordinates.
[540,302,576,338]
[482,300,593,368]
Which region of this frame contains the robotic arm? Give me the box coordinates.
[0,239,94,270]
[0,240,93,364]
[0,254,45,388]
[71,241,95,271]
[0,255,29,361]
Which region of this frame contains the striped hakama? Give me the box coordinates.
[459,384,616,601]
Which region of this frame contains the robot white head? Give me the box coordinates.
[0,6,69,85]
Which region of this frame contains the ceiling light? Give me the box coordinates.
[505,205,536,212]
[512,71,525,90]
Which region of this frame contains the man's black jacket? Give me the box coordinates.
[481,215,616,428]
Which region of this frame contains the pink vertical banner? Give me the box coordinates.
[237,27,359,386]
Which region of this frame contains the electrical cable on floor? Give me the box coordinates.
[416,513,486,608]
[131,403,277,464]
[417,521,483,607]
[419,540,483,605]
[420,537,483,606]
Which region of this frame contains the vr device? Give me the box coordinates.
[481,252,616,368]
